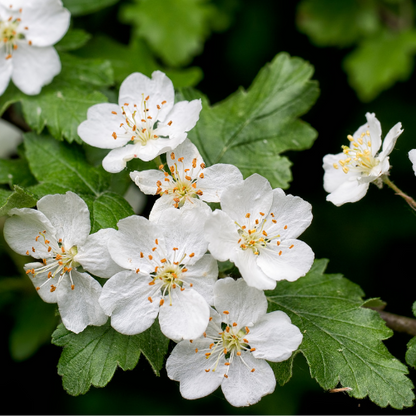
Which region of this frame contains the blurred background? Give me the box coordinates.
[2,0,416,413]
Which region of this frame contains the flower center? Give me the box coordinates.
[0,8,29,59]
[26,231,79,293]
[195,314,256,378]
[156,155,205,208]
[111,94,171,146]
[333,131,380,176]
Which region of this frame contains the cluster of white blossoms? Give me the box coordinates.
[4,71,315,407]
[0,0,70,95]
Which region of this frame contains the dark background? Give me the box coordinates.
[2,0,416,414]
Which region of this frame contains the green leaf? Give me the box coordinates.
[52,319,169,396]
[75,35,203,88]
[0,158,37,188]
[0,185,37,216]
[344,29,416,101]
[180,52,319,189]
[62,0,120,16]
[55,29,92,52]
[297,0,379,47]
[120,0,216,67]
[406,301,416,369]
[267,259,414,409]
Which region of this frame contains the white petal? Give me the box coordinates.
[249,311,303,362]
[130,169,165,195]
[21,0,70,47]
[57,269,107,334]
[379,122,403,161]
[220,174,273,226]
[266,188,312,240]
[0,52,12,95]
[75,228,124,278]
[221,352,276,407]
[166,338,223,400]
[326,178,369,206]
[323,152,352,193]
[4,208,56,259]
[184,254,218,305]
[166,138,203,173]
[257,239,314,282]
[409,149,416,175]
[214,277,267,327]
[99,270,160,335]
[352,113,382,154]
[24,261,57,303]
[37,192,90,249]
[159,287,210,341]
[102,144,140,173]
[156,100,202,137]
[233,250,276,290]
[198,164,244,203]
[204,209,240,262]
[78,103,131,149]
[118,71,174,121]
[11,44,61,95]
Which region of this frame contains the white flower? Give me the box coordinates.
[130,138,243,221]
[323,112,403,206]
[204,174,314,290]
[0,0,70,95]
[100,207,218,341]
[3,192,122,333]
[166,277,303,407]
[77,71,202,173]
[409,149,416,176]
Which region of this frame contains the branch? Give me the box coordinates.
[368,307,416,336]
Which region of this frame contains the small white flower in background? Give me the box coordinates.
[100,207,218,341]
[323,112,403,206]
[130,138,244,221]
[409,149,416,176]
[3,192,123,334]
[166,277,303,407]
[204,173,314,290]
[0,0,70,95]
[77,71,202,173]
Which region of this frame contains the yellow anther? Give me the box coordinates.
[342,167,349,174]
[333,163,339,169]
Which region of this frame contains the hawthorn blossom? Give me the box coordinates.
[166,277,303,407]
[0,0,70,95]
[323,113,403,206]
[3,192,122,333]
[409,149,416,176]
[204,174,314,290]
[77,71,202,173]
[100,207,218,341]
[130,139,243,221]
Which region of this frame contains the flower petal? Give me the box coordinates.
[353,113,382,154]
[118,71,174,121]
[409,149,416,175]
[24,261,58,303]
[166,338,223,400]
[379,122,403,161]
[166,138,203,173]
[78,103,131,149]
[99,270,160,335]
[37,192,91,249]
[159,287,210,341]
[4,208,56,259]
[326,178,369,206]
[75,228,124,278]
[57,269,107,334]
[0,52,12,95]
[11,44,61,95]
[248,311,303,362]
[214,277,267,327]
[102,144,140,173]
[257,239,314,282]
[130,169,165,195]
[323,152,353,193]
[221,352,276,407]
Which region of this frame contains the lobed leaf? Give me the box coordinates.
[267,259,414,409]
[52,320,169,396]
[406,301,416,369]
[62,0,120,16]
[0,186,37,216]
[180,52,319,189]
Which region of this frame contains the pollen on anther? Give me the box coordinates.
[236,351,241,356]
[160,299,164,306]
[284,225,288,230]
[148,297,153,303]
[168,121,173,126]
[279,250,282,256]
[189,253,195,258]
[289,245,294,249]
[135,268,140,273]
[71,284,75,290]
[203,332,207,338]
[223,310,229,315]
[251,368,255,372]
[148,254,153,260]
[112,132,117,139]
[245,213,250,218]
[195,348,198,353]
[232,322,237,327]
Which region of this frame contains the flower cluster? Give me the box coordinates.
[3,71,315,407]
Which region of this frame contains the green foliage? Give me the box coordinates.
[297,0,379,47]
[0,158,36,188]
[75,35,203,88]
[55,29,92,52]
[120,0,216,67]
[51,320,170,396]
[180,52,319,189]
[406,301,416,369]
[0,186,37,217]
[62,0,120,16]
[344,29,416,101]
[0,53,113,143]
[267,259,415,410]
